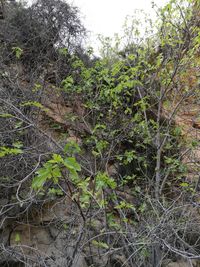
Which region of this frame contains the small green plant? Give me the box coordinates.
[61,76,74,92]
[0,145,23,158]
[32,153,81,190]
[58,47,68,56]
[12,47,23,59]
[14,233,21,244]
[92,240,109,249]
[32,142,81,190]
[21,101,49,112]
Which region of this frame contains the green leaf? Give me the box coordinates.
[32,163,53,190]
[115,201,135,210]
[174,126,182,136]
[12,47,23,59]
[51,166,62,183]
[48,154,63,163]
[69,169,79,183]
[61,76,74,91]
[0,146,23,158]
[92,240,109,249]
[32,174,48,190]
[58,48,68,56]
[63,157,81,172]
[13,141,23,148]
[95,172,117,190]
[14,233,21,243]
[48,188,63,196]
[32,83,42,92]
[21,101,49,112]
[180,182,189,187]
[64,141,81,155]
[0,113,14,118]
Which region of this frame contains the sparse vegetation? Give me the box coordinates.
[0,0,200,266]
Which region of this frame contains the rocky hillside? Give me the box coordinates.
[0,0,200,266]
